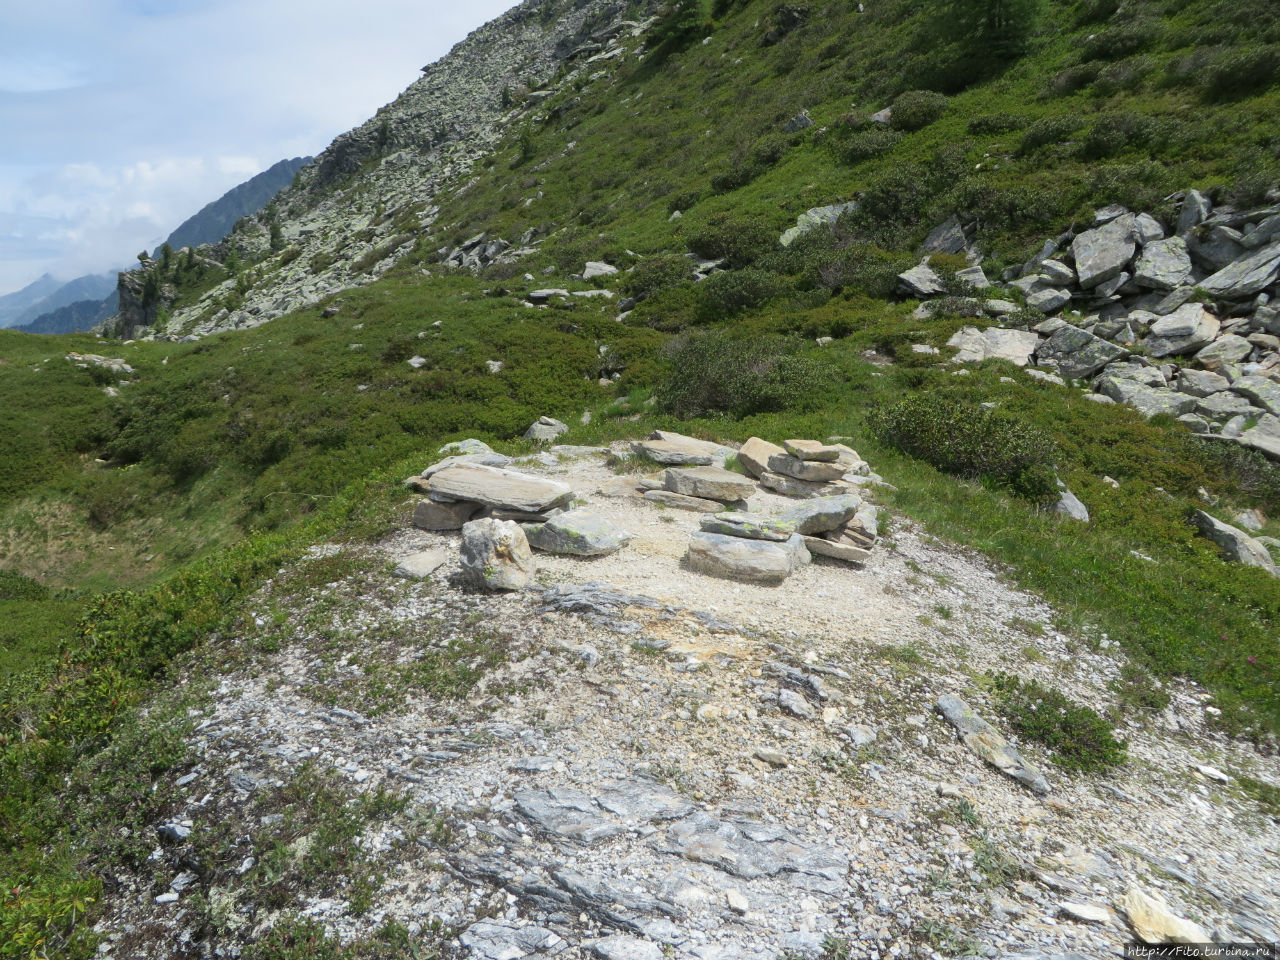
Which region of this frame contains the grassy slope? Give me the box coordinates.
[2,0,1280,953]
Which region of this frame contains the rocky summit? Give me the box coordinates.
[5,0,1280,958]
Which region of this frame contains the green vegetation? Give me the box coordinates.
[989,672,1128,772]
[3,0,1280,952]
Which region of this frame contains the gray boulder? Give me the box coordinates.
[413,498,482,530]
[782,438,842,461]
[420,452,514,479]
[631,438,713,466]
[946,326,1040,366]
[774,494,864,534]
[758,471,841,499]
[1054,483,1089,522]
[526,508,633,556]
[1176,189,1212,235]
[700,512,792,541]
[1143,303,1221,357]
[461,922,565,960]
[1072,214,1136,289]
[460,518,535,591]
[427,464,574,513]
[920,215,968,256]
[1189,226,1246,272]
[642,489,725,512]
[936,695,1049,794]
[439,438,495,456]
[1199,241,1280,299]
[524,416,569,442]
[686,532,810,584]
[1194,334,1253,369]
[1036,324,1128,379]
[767,452,846,482]
[1038,259,1075,286]
[1132,237,1192,290]
[393,549,450,579]
[737,436,785,477]
[1195,391,1257,421]
[1027,287,1071,314]
[898,260,946,298]
[582,261,618,278]
[955,265,990,289]
[1192,511,1278,576]
[1239,414,1280,460]
[1231,376,1280,416]
[1134,212,1165,244]
[779,202,858,247]
[1176,368,1232,398]
[665,466,756,502]
[1095,378,1197,418]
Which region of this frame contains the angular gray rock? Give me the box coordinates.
[758,472,838,498]
[1133,236,1192,290]
[461,921,566,960]
[1038,259,1075,286]
[1199,241,1280,299]
[803,536,872,563]
[516,787,626,843]
[898,260,946,298]
[699,512,792,541]
[779,688,815,720]
[1238,413,1280,460]
[420,452,515,481]
[630,438,712,466]
[1134,212,1165,244]
[1035,324,1128,379]
[774,494,863,535]
[1194,334,1253,368]
[1096,378,1197,418]
[782,438,841,461]
[766,452,846,482]
[524,415,569,442]
[428,464,574,513]
[1026,287,1072,314]
[413,498,482,530]
[652,811,848,892]
[1231,376,1280,415]
[1143,303,1221,357]
[1192,511,1279,576]
[936,695,1050,794]
[642,489,725,512]
[592,936,664,960]
[459,518,535,591]
[956,265,990,289]
[686,532,809,584]
[393,549,449,579]
[664,466,755,502]
[1176,189,1212,235]
[583,261,618,278]
[440,438,496,456]
[1072,214,1136,289]
[1176,368,1232,398]
[779,201,858,247]
[526,508,633,556]
[1196,391,1257,421]
[946,326,1040,366]
[737,436,785,477]
[1053,483,1089,522]
[920,215,968,256]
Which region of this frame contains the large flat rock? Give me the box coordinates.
[774,494,863,535]
[527,508,633,557]
[1072,214,1136,289]
[428,463,574,513]
[737,437,785,478]
[766,452,846,482]
[1035,324,1128,379]
[686,532,809,584]
[1192,510,1278,576]
[664,466,756,502]
[936,695,1049,794]
[630,439,713,466]
[1132,236,1192,290]
[1142,303,1220,357]
[947,326,1040,366]
[1199,240,1280,299]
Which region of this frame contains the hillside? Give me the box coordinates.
[1,0,1279,957]
[161,156,311,254]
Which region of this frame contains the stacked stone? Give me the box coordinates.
[737,437,872,498]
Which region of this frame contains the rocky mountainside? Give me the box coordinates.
[108,0,654,338]
[162,156,310,254]
[86,434,1279,960]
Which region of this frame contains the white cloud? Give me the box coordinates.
[0,0,516,293]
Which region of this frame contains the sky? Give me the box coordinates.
[0,0,515,296]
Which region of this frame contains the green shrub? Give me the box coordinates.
[807,244,913,298]
[890,90,949,131]
[1080,19,1162,61]
[625,254,696,301]
[833,126,903,163]
[1092,55,1156,95]
[696,268,787,320]
[667,189,702,214]
[1201,45,1280,101]
[1045,61,1102,97]
[0,570,49,603]
[869,395,1059,501]
[967,113,1029,135]
[989,672,1128,772]
[656,331,836,418]
[1019,116,1080,154]
[686,214,776,268]
[1081,112,1161,159]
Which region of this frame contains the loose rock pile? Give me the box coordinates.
[901,190,1280,463]
[403,431,883,591]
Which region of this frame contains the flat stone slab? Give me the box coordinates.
[665,466,756,502]
[1095,378,1197,419]
[646,430,734,460]
[515,779,693,844]
[1133,236,1192,290]
[595,779,695,823]
[898,260,945,297]
[527,508,633,557]
[782,439,841,461]
[699,512,792,541]
[420,452,514,479]
[803,536,871,564]
[643,490,724,512]
[766,453,845,483]
[1121,886,1210,945]
[461,921,567,960]
[413,498,482,531]
[392,549,449,579]
[936,694,1050,794]
[774,495,863,535]
[1231,376,1280,416]
[1035,324,1128,379]
[1239,413,1280,460]
[1143,303,1221,357]
[598,476,646,499]
[737,437,784,478]
[758,472,841,499]
[651,811,849,893]
[428,463,574,513]
[1199,240,1280,299]
[1073,214,1136,289]
[593,936,664,960]
[1192,511,1278,576]
[631,439,713,466]
[947,326,1040,367]
[686,532,809,584]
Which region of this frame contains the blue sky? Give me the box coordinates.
[0,0,515,295]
